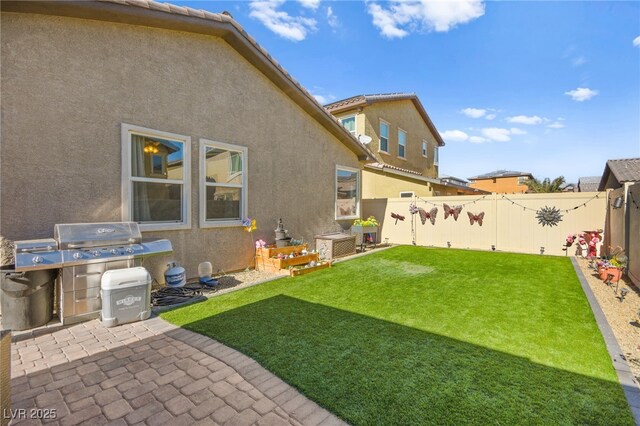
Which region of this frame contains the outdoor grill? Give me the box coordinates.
[14,222,172,325]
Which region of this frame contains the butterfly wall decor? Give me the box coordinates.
[443,204,463,221]
[409,203,438,225]
[390,212,405,224]
[467,212,484,226]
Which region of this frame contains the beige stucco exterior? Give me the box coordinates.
[469,176,530,193]
[362,169,435,199]
[1,11,363,280]
[333,100,440,177]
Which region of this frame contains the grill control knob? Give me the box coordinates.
[32,256,43,264]
[110,249,118,255]
[73,252,83,260]
[125,248,134,254]
[91,250,101,257]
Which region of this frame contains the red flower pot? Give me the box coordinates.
[598,267,608,280]
[601,268,622,282]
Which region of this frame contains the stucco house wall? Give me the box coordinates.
[469,176,529,193]
[361,101,439,178]
[333,100,439,178]
[362,169,434,199]
[1,11,363,280]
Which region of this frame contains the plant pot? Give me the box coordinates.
[602,268,622,283]
[598,267,608,280]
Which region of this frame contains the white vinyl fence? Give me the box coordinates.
[363,192,607,256]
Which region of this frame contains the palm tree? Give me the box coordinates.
[525,176,566,193]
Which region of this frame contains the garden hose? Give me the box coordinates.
[151,281,217,306]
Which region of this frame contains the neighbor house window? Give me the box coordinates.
[518,176,528,184]
[398,129,407,158]
[400,191,415,198]
[121,124,190,231]
[340,116,356,135]
[379,120,389,153]
[422,140,428,157]
[200,139,248,228]
[336,166,360,219]
[434,147,439,166]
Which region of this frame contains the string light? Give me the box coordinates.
[500,193,601,214]
[416,194,489,208]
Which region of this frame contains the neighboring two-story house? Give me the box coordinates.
[468,170,533,193]
[325,93,452,198]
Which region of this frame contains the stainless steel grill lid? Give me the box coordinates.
[14,222,172,272]
[54,222,142,249]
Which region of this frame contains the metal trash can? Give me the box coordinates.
[0,266,55,330]
[101,267,151,327]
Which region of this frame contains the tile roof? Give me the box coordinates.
[324,93,445,147]
[365,164,489,194]
[3,0,374,161]
[604,157,640,182]
[468,170,533,180]
[577,176,601,192]
[440,175,469,184]
[366,162,423,176]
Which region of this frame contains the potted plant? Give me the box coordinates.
[351,216,379,246]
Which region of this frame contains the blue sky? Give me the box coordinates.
[177,0,640,183]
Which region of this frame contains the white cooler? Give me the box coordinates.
[101,267,152,327]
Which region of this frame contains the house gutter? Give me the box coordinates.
[1,0,372,162]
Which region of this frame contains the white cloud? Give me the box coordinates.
[469,136,488,144]
[367,0,485,39]
[572,56,587,67]
[485,113,496,120]
[481,128,511,142]
[440,130,469,142]
[547,122,565,129]
[509,127,526,135]
[298,0,320,10]
[634,36,640,47]
[565,87,598,102]
[460,108,486,118]
[506,115,544,125]
[249,0,317,41]
[312,94,336,104]
[327,6,339,28]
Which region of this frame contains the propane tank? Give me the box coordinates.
[164,261,186,287]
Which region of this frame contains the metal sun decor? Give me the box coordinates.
[535,206,563,227]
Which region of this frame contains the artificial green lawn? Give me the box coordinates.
[161,246,633,425]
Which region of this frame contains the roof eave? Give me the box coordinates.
[2,0,372,161]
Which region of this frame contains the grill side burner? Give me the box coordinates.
[14,222,172,325]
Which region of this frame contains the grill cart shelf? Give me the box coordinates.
[255,244,319,273]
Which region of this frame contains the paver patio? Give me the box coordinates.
[9,316,345,426]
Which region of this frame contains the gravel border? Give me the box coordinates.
[571,257,640,424]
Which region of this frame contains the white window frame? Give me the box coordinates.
[121,123,191,231]
[398,128,407,159]
[199,139,248,228]
[517,176,528,185]
[422,140,428,158]
[434,146,439,166]
[339,115,357,136]
[379,119,390,154]
[335,165,360,220]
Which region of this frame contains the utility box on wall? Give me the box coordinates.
[315,233,356,260]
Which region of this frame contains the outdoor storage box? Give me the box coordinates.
[315,233,356,259]
[100,267,151,328]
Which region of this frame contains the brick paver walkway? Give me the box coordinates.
[9,316,346,426]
